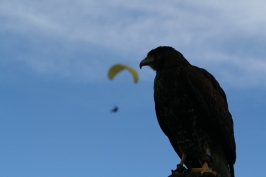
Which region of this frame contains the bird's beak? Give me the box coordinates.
[139,56,154,69]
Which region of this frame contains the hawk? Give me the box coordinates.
[140,46,236,177]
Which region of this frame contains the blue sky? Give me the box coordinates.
[1,0,266,176]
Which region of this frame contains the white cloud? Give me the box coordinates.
[1,0,266,87]
[0,1,64,35]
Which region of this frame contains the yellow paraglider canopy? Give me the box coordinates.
[108,64,139,83]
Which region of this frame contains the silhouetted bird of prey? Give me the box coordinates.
[140,46,236,177]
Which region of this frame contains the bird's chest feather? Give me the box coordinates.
[154,69,200,125]
[155,70,193,106]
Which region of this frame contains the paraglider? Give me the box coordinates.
[108,63,139,113]
[108,64,139,83]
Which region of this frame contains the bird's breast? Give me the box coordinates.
[154,71,196,122]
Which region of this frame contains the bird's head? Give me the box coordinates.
[139,46,190,71]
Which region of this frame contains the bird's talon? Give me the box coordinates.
[189,162,217,176]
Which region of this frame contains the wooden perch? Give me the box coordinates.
[168,172,218,177]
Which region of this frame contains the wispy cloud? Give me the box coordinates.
[1,0,266,87]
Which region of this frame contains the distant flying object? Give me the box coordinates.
[108,64,139,83]
[111,106,118,113]
[108,64,138,113]
[140,46,236,177]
